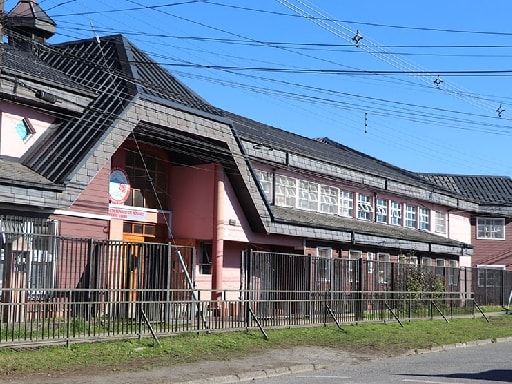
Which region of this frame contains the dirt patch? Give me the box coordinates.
[0,346,381,384]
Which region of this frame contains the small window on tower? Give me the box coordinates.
[15,118,36,141]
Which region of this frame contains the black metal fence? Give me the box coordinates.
[0,234,510,346]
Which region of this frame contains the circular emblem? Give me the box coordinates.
[109,168,131,204]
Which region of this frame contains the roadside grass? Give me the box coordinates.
[0,312,511,376]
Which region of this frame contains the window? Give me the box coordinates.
[390,201,402,226]
[14,118,36,141]
[435,211,446,234]
[199,242,212,275]
[447,260,459,286]
[421,257,432,267]
[357,194,373,220]
[316,247,332,283]
[477,265,505,287]
[367,252,375,274]
[477,218,505,240]
[298,180,319,211]
[123,222,157,237]
[340,191,354,217]
[409,255,418,266]
[255,169,272,200]
[275,175,297,207]
[348,250,362,283]
[376,198,388,223]
[377,253,390,284]
[320,185,339,214]
[419,208,430,230]
[405,205,417,228]
[0,218,58,296]
[125,150,168,209]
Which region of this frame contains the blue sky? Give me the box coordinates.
[9,1,512,176]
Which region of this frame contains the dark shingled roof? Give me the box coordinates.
[0,157,61,191]
[272,206,468,248]
[225,111,443,189]
[20,34,223,184]
[2,45,87,90]
[419,174,512,205]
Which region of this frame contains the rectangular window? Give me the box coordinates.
[275,175,297,207]
[320,185,339,214]
[477,218,505,240]
[405,205,417,228]
[125,150,168,209]
[340,191,354,218]
[255,169,272,200]
[199,242,212,275]
[419,208,430,230]
[367,252,375,274]
[316,247,332,283]
[357,193,373,220]
[477,265,505,287]
[435,211,446,234]
[377,253,390,284]
[390,201,402,226]
[421,257,432,267]
[376,198,388,223]
[409,255,418,266]
[447,260,458,286]
[348,250,362,283]
[2,219,58,296]
[298,180,319,211]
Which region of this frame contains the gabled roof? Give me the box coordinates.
[2,44,88,90]
[20,34,223,184]
[419,174,512,205]
[225,111,445,190]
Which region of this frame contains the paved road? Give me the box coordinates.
[261,340,512,384]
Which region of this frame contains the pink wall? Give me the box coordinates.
[69,160,110,216]
[170,163,215,240]
[0,102,54,157]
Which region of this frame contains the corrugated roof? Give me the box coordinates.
[419,174,512,204]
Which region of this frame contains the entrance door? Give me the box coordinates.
[123,234,144,317]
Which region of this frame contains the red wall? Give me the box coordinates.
[471,218,512,269]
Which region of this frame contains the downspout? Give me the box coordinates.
[211,163,224,301]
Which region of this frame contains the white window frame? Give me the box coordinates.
[405,205,417,228]
[476,217,505,240]
[255,169,272,200]
[419,208,430,230]
[316,247,332,283]
[348,250,362,283]
[340,191,354,218]
[275,174,297,208]
[435,211,446,234]
[367,252,375,274]
[298,180,319,211]
[357,193,373,221]
[320,185,339,214]
[377,253,390,284]
[390,201,402,226]
[376,198,388,223]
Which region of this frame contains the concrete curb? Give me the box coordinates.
[180,336,512,383]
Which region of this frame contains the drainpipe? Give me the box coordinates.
[211,163,224,301]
